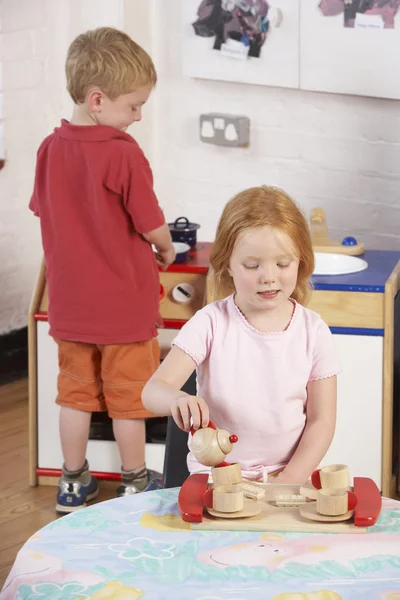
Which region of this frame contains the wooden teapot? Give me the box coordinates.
[190,420,238,467]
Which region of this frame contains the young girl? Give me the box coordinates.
[142,186,340,484]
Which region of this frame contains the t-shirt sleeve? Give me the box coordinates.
[29,152,42,217]
[172,307,214,366]
[123,156,165,234]
[29,192,39,217]
[29,136,53,217]
[309,318,341,381]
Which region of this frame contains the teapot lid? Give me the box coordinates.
[217,429,238,454]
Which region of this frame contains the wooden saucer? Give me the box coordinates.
[206,499,262,519]
[300,503,354,523]
[299,482,353,502]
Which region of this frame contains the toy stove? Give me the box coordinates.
[28,243,212,486]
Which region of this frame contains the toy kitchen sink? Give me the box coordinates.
[313,252,368,276]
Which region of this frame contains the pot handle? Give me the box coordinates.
[174,216,190,229]
[190,419,216,437]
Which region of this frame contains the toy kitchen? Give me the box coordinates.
[28,212,400,498]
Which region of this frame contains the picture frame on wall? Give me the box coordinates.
[182,0,300,89]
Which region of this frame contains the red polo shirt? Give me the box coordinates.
[30,120,165,344]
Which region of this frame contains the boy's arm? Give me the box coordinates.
[142,223,175,269]
[274,375,337,484]
[120,154,176,267]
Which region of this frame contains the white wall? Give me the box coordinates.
[0,0,400,334]
[153,0,400,246]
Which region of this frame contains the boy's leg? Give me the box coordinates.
[101,339,163,495]
[59,406,91,471]
[113,418,151,493]
[54,339,105,513]
[112,417,145,472]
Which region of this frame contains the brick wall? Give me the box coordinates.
[0,0,4,163]
[0,0,126,334]
[0,0,50,334]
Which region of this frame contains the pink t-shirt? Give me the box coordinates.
[172,295,341,481]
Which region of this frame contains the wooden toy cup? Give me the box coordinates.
[211,463,242,486]
[204,484,244,513]
[312,464,351,490]
[316,488,357,516]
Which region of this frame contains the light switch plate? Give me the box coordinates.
[200,113,250,147]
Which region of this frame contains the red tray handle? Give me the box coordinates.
[178,473,209,523]
[353,477,382,527]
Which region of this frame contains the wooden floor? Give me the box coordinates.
[0,379,115,590]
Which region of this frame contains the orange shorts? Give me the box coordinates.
[54,338,159,419]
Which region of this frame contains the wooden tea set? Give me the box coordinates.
[178,422,382,533]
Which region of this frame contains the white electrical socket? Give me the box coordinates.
[199,113,250,147]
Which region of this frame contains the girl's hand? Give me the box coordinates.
[170,395,209,432]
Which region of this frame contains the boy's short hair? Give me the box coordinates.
[66,26,157,104]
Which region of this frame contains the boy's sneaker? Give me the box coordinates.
[56,474,99,514]
[117,469,163,497]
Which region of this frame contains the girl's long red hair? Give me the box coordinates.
[209,186,314,305]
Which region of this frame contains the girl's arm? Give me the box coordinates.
[275,375,337,484]
[142,345,210,431]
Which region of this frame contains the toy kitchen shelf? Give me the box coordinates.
[307,250,400,499]
[28,243,212,487]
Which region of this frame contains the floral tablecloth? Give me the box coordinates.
[2,489,400,600]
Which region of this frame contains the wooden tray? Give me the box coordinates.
[191,484,366,533]
[179,476,381,534]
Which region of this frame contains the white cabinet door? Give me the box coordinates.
[300,1,400,100]
[36,321,165,473]
[322,334,383,488]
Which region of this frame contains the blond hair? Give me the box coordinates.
[66,27,157,104]
[209,186,314,305]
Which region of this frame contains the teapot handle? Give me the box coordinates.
[190,419,216,436]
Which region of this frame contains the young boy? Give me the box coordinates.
[29,27,175,514]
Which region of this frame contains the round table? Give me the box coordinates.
[2,489,400,600]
